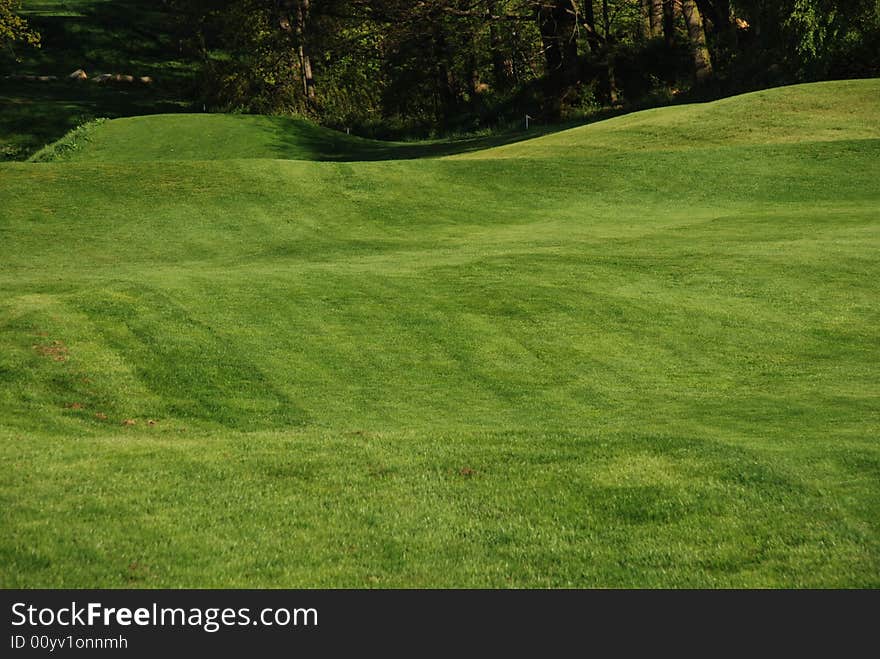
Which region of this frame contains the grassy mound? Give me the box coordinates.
[27,112,572,162]
[28,114,386,162]
[458,79,880,157]
[30,79,880,163]
[1,80,878,587]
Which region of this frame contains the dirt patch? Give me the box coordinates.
[126,562,150,582]
[65,402,85,410]
[95,412,108,420]
[122,418,137,426]
[33,340,69,362]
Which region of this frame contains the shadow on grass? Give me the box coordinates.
[261,108,632,162]
[1,0,196,159]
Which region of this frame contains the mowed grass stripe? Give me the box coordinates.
[1,429,876,587]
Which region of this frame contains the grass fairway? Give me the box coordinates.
[1,80,879,587]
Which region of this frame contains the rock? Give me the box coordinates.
[4,74,50,81]
[88,72,147,85]
[68,68,87,81]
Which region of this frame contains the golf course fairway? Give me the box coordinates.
[1,79,878,587]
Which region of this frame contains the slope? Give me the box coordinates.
[28,79,880,164]
[27,112,575,163]
[0,80,878,588]
[456,79,880,158]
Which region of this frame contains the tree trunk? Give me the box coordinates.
[650,0,663,37]
[468,28,481,99]
[583,0,600,55]
[639,0,652,39]
[681,0,712,83]
[295,0,315,103]
[601,0,618,103]
[432,21,457,121]
[536,1,578,85]
[487,0,512,91]
[662,0,676,47]
[698,0,737,51]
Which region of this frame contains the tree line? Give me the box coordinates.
[4,1,880,135]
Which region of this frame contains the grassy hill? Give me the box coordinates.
[0,80,878,587]
[459,79,880,156]
[26,79,880,163]
[26,113,549,162]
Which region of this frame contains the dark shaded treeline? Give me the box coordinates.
[4,1,880,136]
[169,1,879,135]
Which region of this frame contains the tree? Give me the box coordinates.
[662,0,677,47]
[168,0,879,132]
[535,0,579,86]
[486,0,514,91]
[781,0,880,76]
[0,0,40,56]
[650,0,664,37]
[681,0,712,82]
[294,0,316,103]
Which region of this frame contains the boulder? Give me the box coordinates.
[68,69,87,81]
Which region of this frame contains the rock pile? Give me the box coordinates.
[3,69,154,85]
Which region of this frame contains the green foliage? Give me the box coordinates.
[28,117,105,161]
[6,1,880,138]
[781,0,880,76]
[188,1,305,114]
[151,1,880,131]
[0,0,40,56]
[728,0,880,81]
[315,25,384,127]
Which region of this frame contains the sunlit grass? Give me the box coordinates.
[0,79,878,587]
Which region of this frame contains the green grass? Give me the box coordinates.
[26,113,593,162]
[1,80,879,587]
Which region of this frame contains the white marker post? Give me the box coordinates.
[525,114,533,130]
